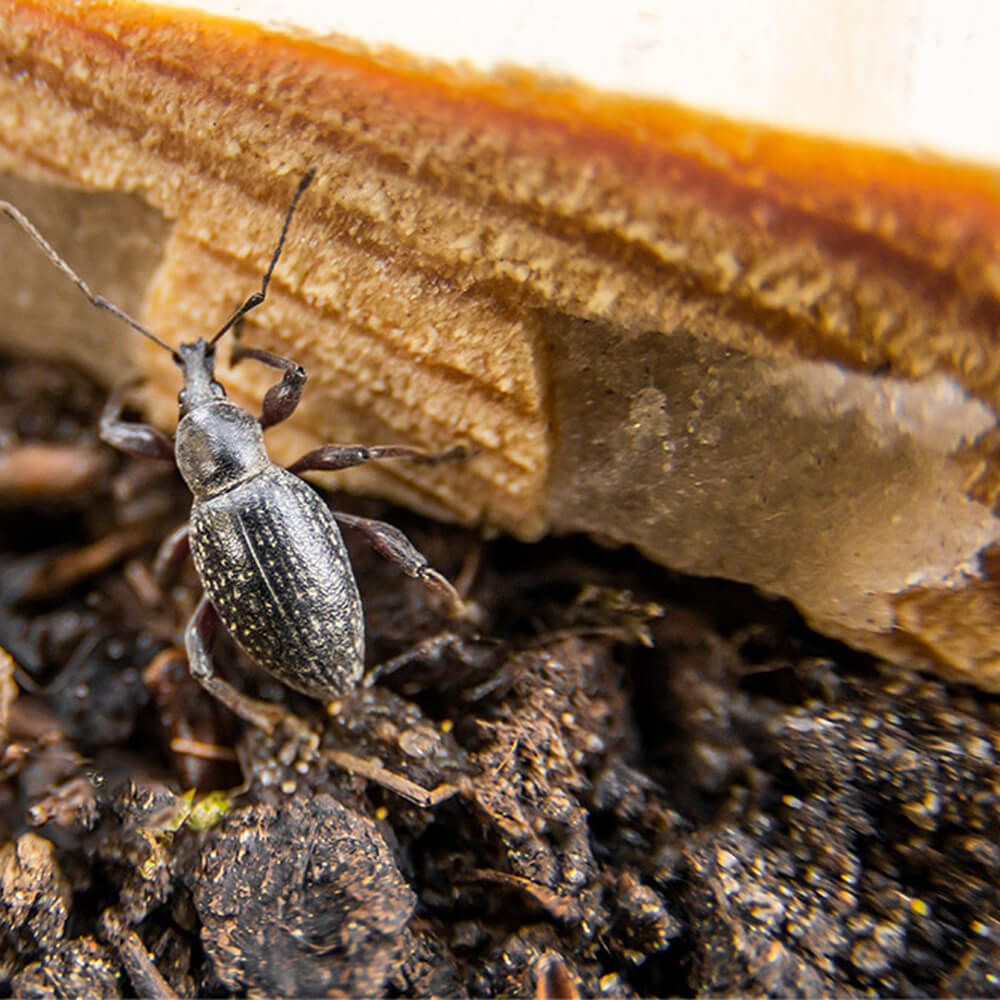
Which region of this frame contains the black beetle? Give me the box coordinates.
[1,173,468,733]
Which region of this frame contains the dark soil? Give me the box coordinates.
[0,355,998,998]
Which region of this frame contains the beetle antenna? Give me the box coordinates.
[0,201,179,359]
[208,169,316,349]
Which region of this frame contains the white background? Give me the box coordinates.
[171,0,1000,166]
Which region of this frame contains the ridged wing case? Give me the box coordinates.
[189,464,364,698]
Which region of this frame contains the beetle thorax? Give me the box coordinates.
[175,401,270,499]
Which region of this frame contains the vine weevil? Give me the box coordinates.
[1,173,469,733]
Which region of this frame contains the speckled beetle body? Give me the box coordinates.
[172,380,364,699]
[187,443,365,699]
[1,173,466,733]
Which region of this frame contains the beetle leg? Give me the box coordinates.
[152,523,190,585]
[229,331,307,430]
[332,512,466,617]
[185,595,303,735]
[99,386,175,461]
[287,441,472,474]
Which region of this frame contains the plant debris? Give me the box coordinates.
[0,354,998,997]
